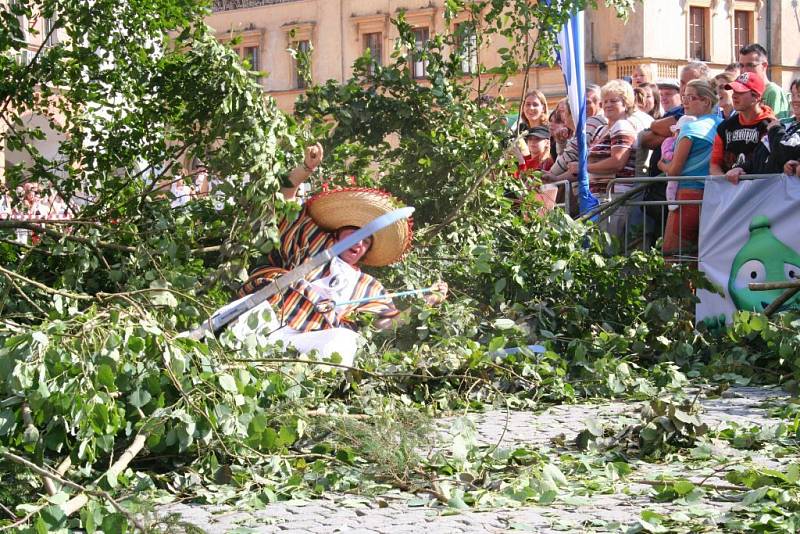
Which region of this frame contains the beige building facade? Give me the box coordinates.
[207,0,800,111]
[1,4,66,185]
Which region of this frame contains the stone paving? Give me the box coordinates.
[157,386,791,533]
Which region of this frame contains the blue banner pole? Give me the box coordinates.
[544,2,600,215]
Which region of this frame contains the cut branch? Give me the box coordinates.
[1,443,146,532]
[0,265,94,301]
[0,220,136,253]
[60,432,148,525]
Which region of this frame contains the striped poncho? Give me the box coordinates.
[238,209,400,332]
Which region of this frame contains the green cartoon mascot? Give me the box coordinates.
[728,215,800,313]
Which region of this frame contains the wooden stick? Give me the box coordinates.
[749,280,800,291]
[765,286,800,317]
[56,456,73,476]
[60,433,148,519]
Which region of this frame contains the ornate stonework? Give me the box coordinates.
[212,0,300,12]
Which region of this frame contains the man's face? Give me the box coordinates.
[731,89,759,112]
[586,91,601,117]
[739,51,768,77]
[526,137,549,159]
[659,87,681,111]
[336,228,373,265]
[23,183,39,200]
[679,68,702,95]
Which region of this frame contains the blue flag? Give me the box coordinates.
[546,4,600,214]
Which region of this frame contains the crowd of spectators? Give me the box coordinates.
[0,156,217,245]
[514,42,800,260]
[4,42,799,258]
[0,181,73,245]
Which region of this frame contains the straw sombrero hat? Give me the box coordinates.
[305,187,413,267]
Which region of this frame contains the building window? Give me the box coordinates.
[688,7,708,61]
[294,39,310,89]
[733,10,752,58]
[363,32,382,73]
[455,22,477,74]
[410,27,429,79]
[243,45,259,71]
[43,17,58,47]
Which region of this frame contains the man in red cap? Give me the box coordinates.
[709,72,776,184]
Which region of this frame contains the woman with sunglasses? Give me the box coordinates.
[658,79,722,261]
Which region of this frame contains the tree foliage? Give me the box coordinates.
[2,0,799,531]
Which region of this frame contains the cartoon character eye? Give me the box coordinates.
[786,263,800,281]
[734,259,767,288]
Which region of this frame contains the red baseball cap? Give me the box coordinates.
[725,72,766,97]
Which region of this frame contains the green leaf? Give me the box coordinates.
[127,336,146,353]
[128,389,152,408]
[742,486,770,506]
[0,409,16,436]
[541,464,568,489]
[218,374,238,393]
[672,479,695,496]
[97,364,116,389]
[447,492,469,509]
[38,505,66,530]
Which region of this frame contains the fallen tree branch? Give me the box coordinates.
[0,270,48,316]
[60,433,148,524]
[304,410,371,420]
[420,155,505,243]
[0,502,16,520]
[0,506,43,532]
[0,265,94,301]
[0,220,136,253]
[1,444,146,531]
[632,478,746,492]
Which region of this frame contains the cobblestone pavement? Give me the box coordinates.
[157,386,790,533]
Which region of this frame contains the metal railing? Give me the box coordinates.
[591,174,781,262]
[545,179,572,215]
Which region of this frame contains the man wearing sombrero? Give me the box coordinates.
[232,144,447,366]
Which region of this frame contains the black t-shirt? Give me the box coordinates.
[766,120,800,173]
[716,113,772,172]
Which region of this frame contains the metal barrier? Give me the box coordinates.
[594,174,781,262]
[548,179,572,215]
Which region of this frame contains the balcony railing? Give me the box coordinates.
[212,0,300,12]
[607,59,681,81]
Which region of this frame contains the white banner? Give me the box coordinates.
[696,175,800,323]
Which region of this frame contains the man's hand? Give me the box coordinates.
[283,142,325,200]
[725,167,746,185]
[304,143,323,172]
[554,125,571,144]
[423,281,448,306]
[566,161,579,175]
[785,160,800,177]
